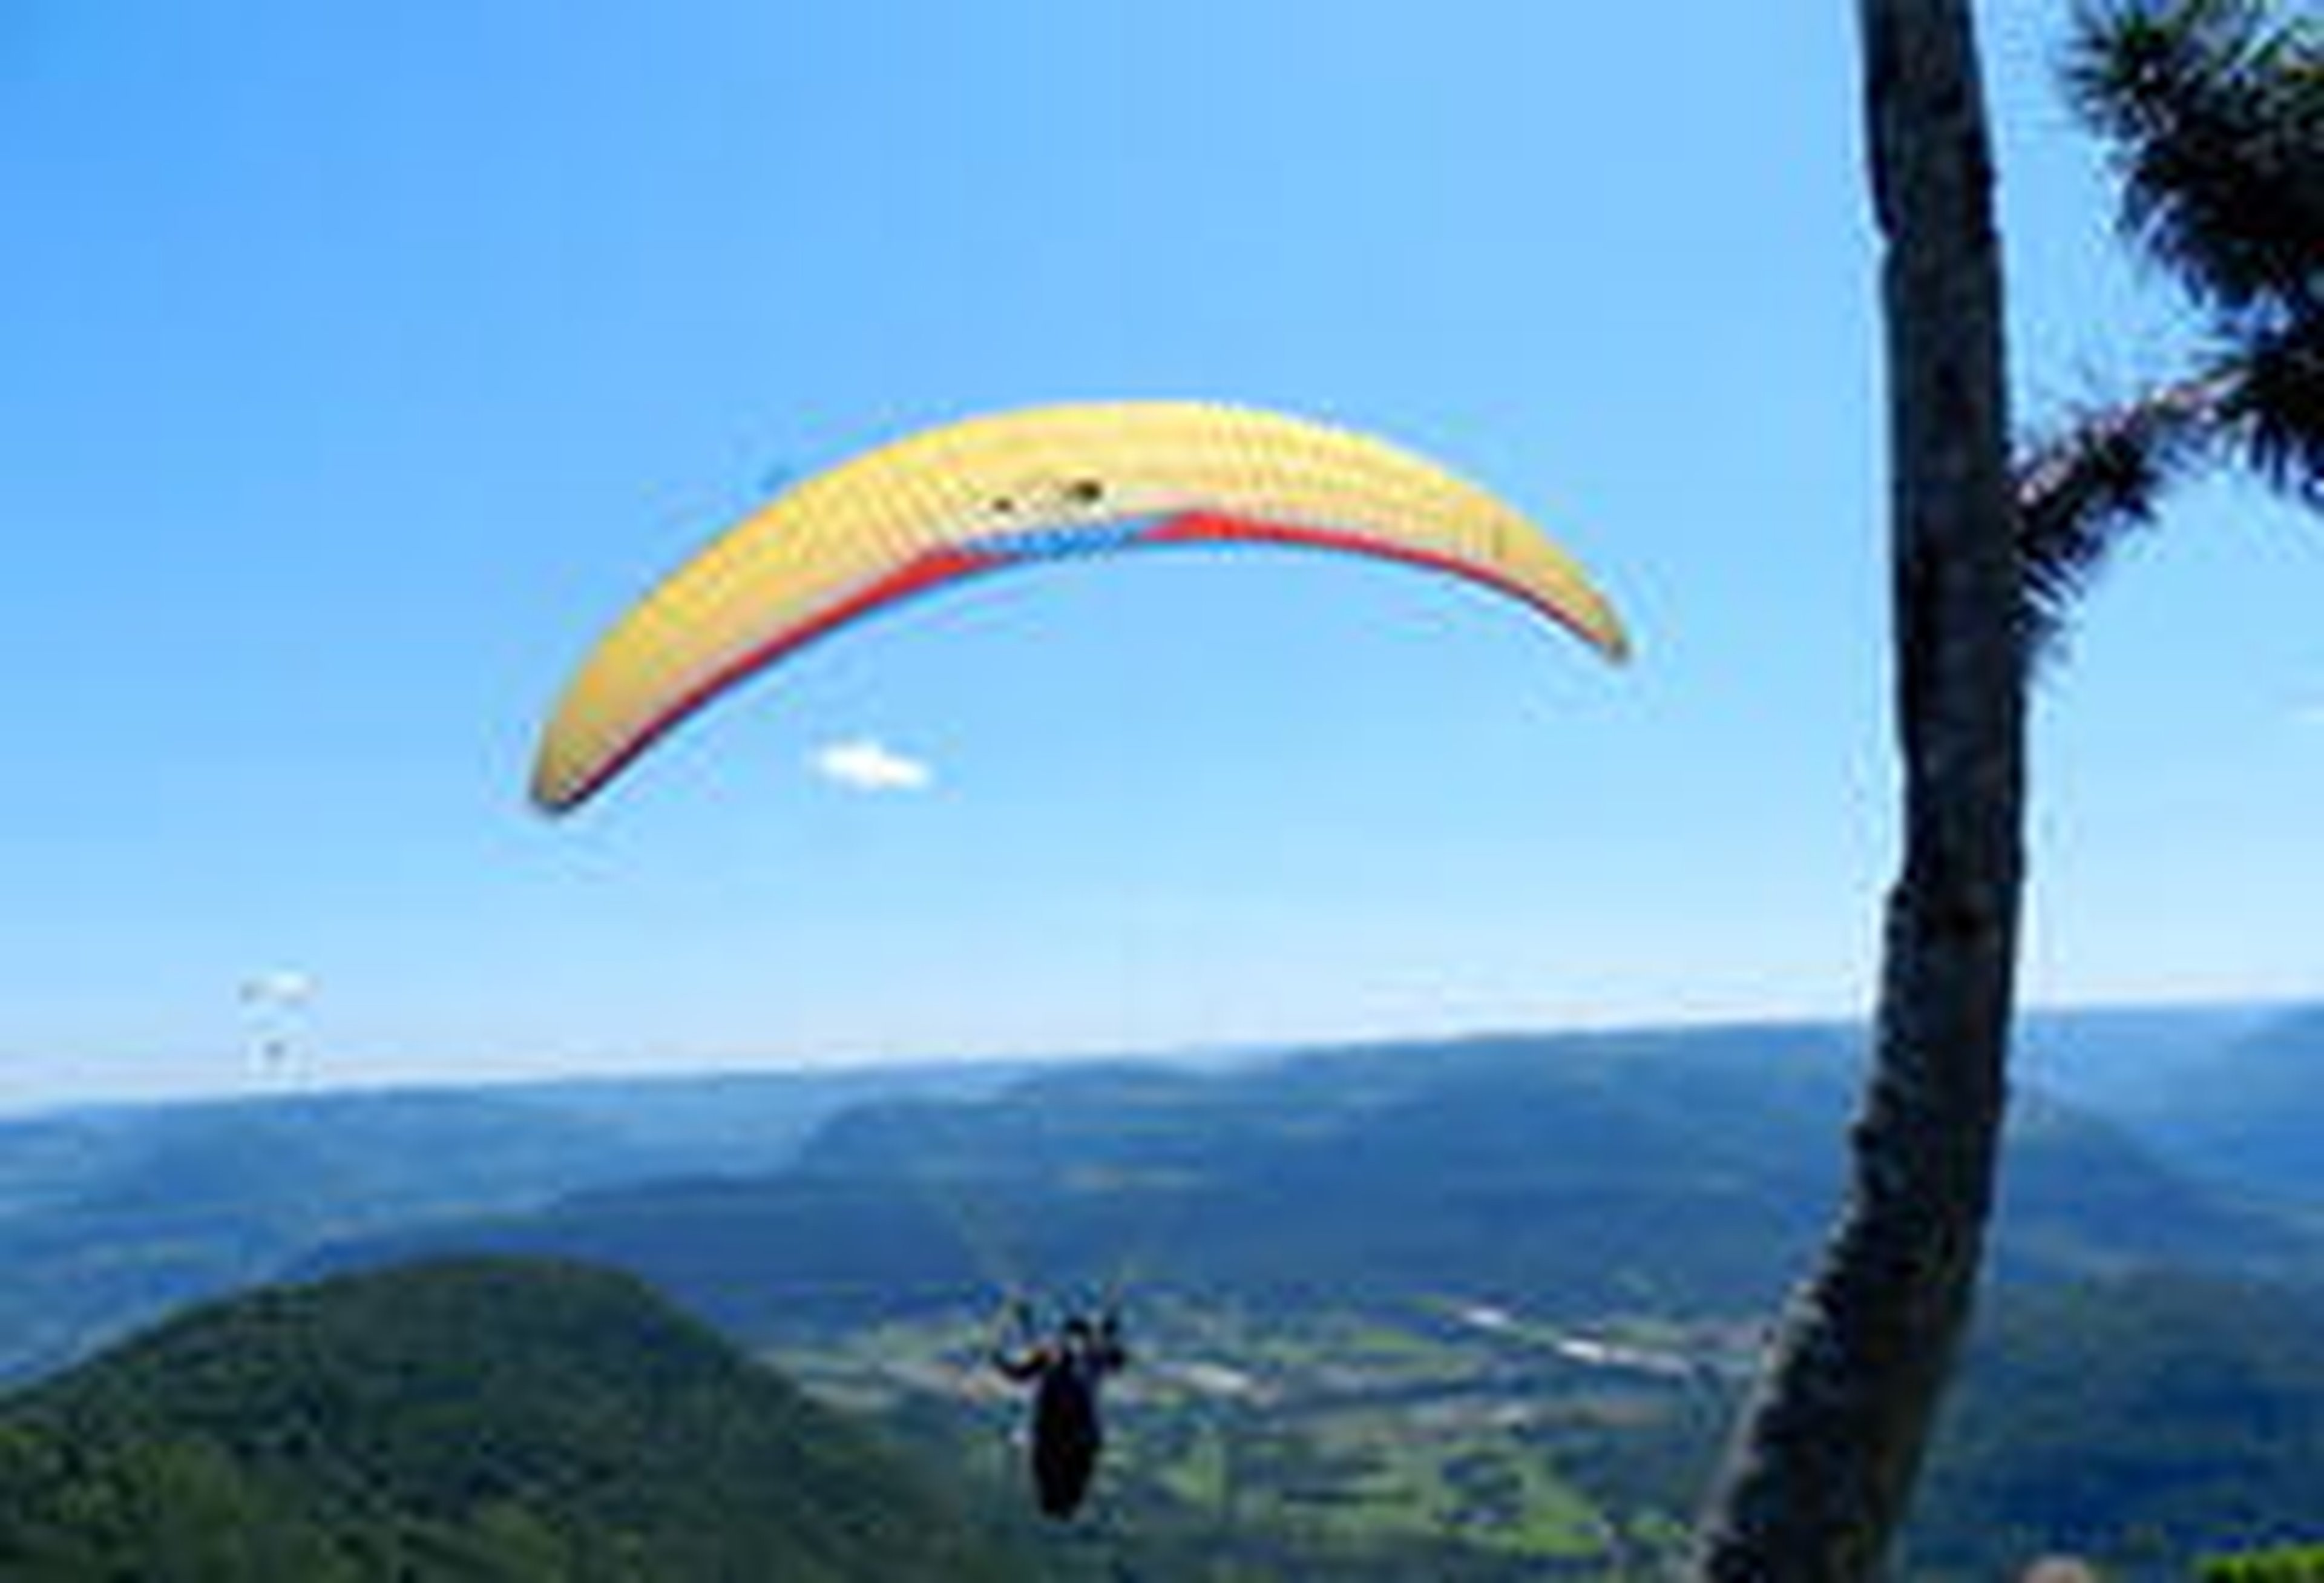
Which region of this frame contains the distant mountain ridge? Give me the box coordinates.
[5,1004,2315,1380]
[314,1022,2323,1338]
[0,1064,1024,1378]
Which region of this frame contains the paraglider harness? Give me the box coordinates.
[990,1298,1128,1520]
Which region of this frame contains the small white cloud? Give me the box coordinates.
[239,970,314,1006]
[811,737,934,793]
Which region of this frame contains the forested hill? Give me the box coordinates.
[1909,1272,2324,1578]
[0,1257,1022,1582]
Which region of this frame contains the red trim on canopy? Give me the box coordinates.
[1143,512,1608,651]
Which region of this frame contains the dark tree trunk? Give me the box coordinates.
[1689,2,2026,1578]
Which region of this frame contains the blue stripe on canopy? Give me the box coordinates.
[977,516,1164,562]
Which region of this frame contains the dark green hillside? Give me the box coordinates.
[1906,1274,2324,1580]
[0,1258,1022,1581]
[319,1027,2317,1339]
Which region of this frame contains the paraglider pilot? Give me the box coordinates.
[991,1299,1128,1519]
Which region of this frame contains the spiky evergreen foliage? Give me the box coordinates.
[2018,0,2321,646]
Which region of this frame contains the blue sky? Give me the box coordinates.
[2,2,2317,1108]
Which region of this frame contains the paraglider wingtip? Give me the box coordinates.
[1580,599,1635,665]
[1558,607,1631,666]
[526,771,579,820]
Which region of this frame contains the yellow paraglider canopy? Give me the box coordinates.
[533,401,1628,813]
